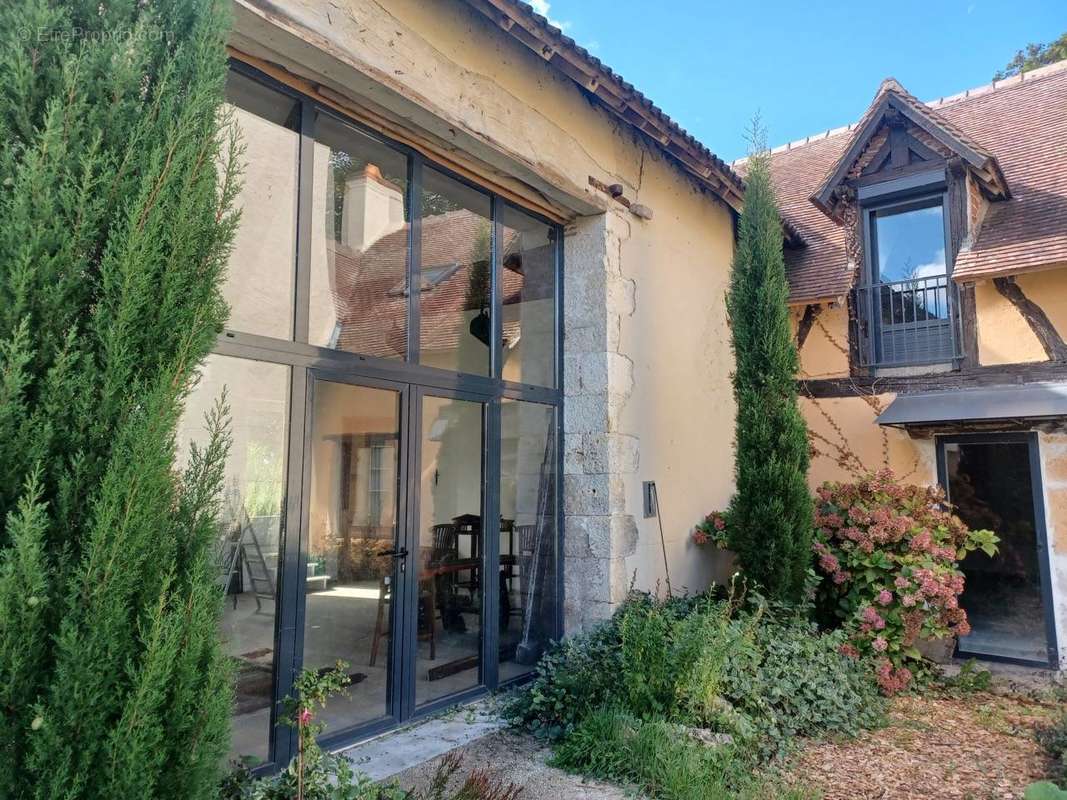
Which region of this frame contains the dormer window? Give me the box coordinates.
[804,77,1010,371]
[857,176,958,368]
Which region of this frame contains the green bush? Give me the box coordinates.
[718,617,886,755]
[812,470,998,693]
[505,591,885,757]
[1038,711,1067,788]
[1025,783,1067,800]
[725,130,813,604]
[0,1,239,797]
[500,619,622,740]
[552,707,814,800]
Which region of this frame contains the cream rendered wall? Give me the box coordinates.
[1016,269,1067,342]
[800,394,936,489]
[1038,431,1067,666]
[614,154,738,596]
[228,0,739,627]
[974,280,1047,365]
[794,304,850,379]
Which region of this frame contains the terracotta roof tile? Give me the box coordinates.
[753,60,1067,302]
[324,210,539,359]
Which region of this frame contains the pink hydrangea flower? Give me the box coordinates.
[876,589,893,606]
[872,637,888,652]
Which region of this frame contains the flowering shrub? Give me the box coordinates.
[692,512,730,549]
[812,470,998,694]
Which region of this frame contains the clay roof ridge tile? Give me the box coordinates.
[758,58,1067,157]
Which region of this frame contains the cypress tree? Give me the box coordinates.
[0,1,239,797]
[725,128,813,603]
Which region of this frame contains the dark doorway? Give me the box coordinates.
[937,433,1057,666]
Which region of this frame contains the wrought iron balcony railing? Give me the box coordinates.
[853,274,963,368]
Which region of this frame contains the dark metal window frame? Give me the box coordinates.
[219,59,566,771]
[935,431,1060,669]
[856,170,963,368]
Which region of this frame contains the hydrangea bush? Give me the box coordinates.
[812,470,998,694]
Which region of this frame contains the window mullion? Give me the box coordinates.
[407,156,422,363]
[294,102,315,344]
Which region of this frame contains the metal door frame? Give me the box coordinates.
[935,431,1059,668]
[301,369,413,751]
[402,384,499,722]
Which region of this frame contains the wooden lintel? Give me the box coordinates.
[227,48,567,224]
[796,304,823,351]
[800,360,1067,399]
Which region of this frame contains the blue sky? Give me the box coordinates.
[529,0,1066,163]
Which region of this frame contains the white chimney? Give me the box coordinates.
[341,164,405,250]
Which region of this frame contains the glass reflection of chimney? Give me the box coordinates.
[341,163,405,251]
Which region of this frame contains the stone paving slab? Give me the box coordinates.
[338,700,506,781]
[391,730,635,800]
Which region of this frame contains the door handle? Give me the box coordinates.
[382,547,409,559]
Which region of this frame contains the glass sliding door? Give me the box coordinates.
[177,354,290,764]
[209,62,565,765]
[302,378,405,733]
[939,434,1056,665]
[498,400,558,682]
[415,392,486,705]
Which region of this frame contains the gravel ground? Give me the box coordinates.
[392,730,637,800]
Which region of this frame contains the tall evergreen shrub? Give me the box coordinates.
[725,130,813,603]
[0,1,239,797]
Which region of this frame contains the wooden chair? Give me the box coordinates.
[369,574,436,666]
[430,523,458,563]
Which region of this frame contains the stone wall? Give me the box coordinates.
[561,211,640,631]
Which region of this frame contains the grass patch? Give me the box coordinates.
[551,707,815,800]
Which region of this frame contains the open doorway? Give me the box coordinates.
[937,433,1058,666]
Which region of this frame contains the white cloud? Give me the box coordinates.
[912,249,947,279]
[528,0,570,32]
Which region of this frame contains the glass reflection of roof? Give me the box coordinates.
[387,263,460,296]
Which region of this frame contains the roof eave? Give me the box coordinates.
[809,88,1012,217]
[458,0,746,213]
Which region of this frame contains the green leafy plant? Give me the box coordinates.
[692,512,730,550]
[1037,710,1067,788]
[0,1,241,797]
[506,590,884,759]
[1025,782,1067,800]
[937,659,993,697]
[551,707,815,800]
[223,667,524,800]
[725,124,813,604]
[812,470,998,694]
[500,618,623,740]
